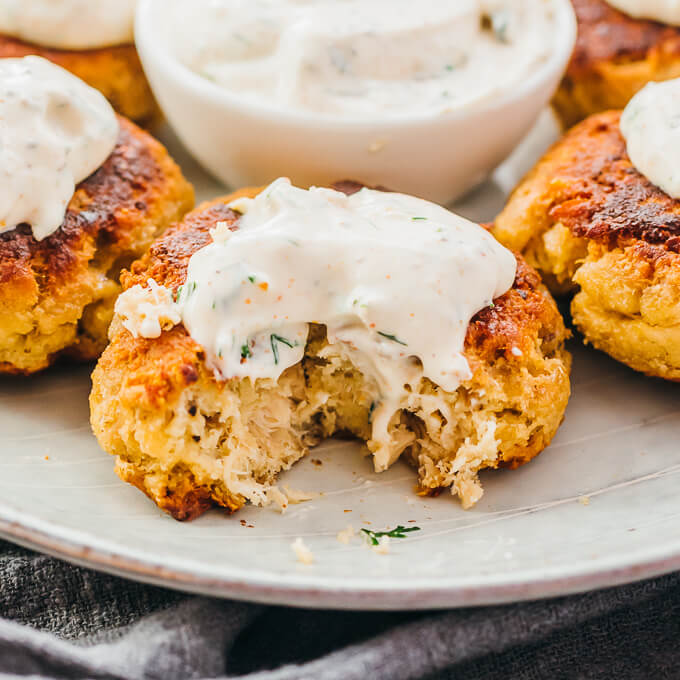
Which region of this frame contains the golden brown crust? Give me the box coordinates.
[568,0,680,76]
[498,110,680,251]
[553,0,680,127]
[465,258,561,366]
[494,110,680,380]
[0,116,195,374]
[116,457,218,521]
[0,34,159,126]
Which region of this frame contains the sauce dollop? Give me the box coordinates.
[0,56,119,240]
[118,179,517,448]
[166,0,559,119]
[0,0,136,50]
[605,0,680,26]
[621,78,680,200]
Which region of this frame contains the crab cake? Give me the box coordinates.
[0,116,194,375]
[0,36,159,127]
[89,188,571,520]
[494,109,680,380]
[553,0,680,128]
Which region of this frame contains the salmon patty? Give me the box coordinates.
[553,0,680,128]
[0,116,194,375]
[0,35,159,126]
[90,189,571,520]
[494,109,680,380]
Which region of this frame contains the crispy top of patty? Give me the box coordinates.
[568,0,680,76]
[0,116,190,304]
[528,110,680,252]
[120,190,562,405]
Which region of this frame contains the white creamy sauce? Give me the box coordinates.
[166,0,558,118]
[605,0,680,26]
[0,57,119,240]
[0,0,136,50]
[118,179,517,445]
[621,78,680,199]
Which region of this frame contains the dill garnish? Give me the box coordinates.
[177,281,197,302]
[377,331,408,346]
[270,334,295,365]
[241,344,252,360]
[412,216,427,221]
[248,275,256,283]
[361,525,421,546]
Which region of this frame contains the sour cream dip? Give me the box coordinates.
[605,1,680,26]
[621,78,680,199]
[0,56,119,240]
[165,0,560,119]
[116,179,517,449]
[0,0,136,50]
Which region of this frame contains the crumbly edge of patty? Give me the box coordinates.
[89,192,571,519]
[571,240,680,380]
[0,117,195,374]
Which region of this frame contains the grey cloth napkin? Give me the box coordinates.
[0,540,678,680]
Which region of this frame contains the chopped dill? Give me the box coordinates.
[412,216,427,221]
[361,525,421,546]
[377,331,408,346]
[248,275,256,283]
[178,281,197,300]
[270,334,296,365]
[240,344,252,360]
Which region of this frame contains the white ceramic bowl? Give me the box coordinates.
[135,0,576,204]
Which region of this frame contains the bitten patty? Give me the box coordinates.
[553,0,680,128]
[0,116,194,375]
[494,109,680,380]
[90,189,571,520]
[0,35,159,126]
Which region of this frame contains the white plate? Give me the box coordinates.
[2,114,680,611]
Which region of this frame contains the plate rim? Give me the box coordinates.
[2,118,678,611]
[2,499,679,610]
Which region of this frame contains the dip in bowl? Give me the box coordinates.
[136,0,576,203]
